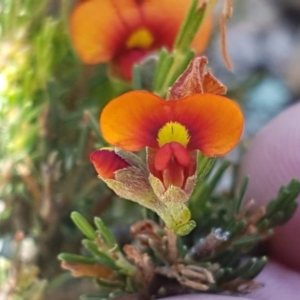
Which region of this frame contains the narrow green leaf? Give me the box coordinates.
[235,176,249,213]
[228,258,257,280]
[215,268,234,283]
[233,234,263,246]
[257,179,300,228]
[166,50,195,88]
[96,278,123,288]
[281,201,298,223]
[227,220,247,236]
[174,0,199,51]
[76,118,90,162]
[82,240,119,271]
[94,217,117,248]
[132,64,142,90]
[213,268,225,280]
[71,212,97,240]
[153,54,174,91]
[209,160,231,191]
[242,256,267,280]
[58,253,97,265]
[80,294,109,300]
[153,48,169,87]
[197,154,217,181]
[84,110,104,143]
[176,237,188,258]
[268,211,285,227]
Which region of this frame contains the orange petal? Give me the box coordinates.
[140,0,211,51]
[191,14,213,54]
[173,94,244,156]
[101,91,243,156]
[90,149,130,179]
[100,91,169,151]
[70,0,212,66]
[70,0,141,64]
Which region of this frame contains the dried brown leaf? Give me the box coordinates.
[123,245,155,287]
[169,56,227,100]
[61,261,115,280]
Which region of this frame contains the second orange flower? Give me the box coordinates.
[70,0,212,79]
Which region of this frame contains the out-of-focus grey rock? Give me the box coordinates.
[209,22,263,84]
[275,0,300,12]
[208,0,277,85]
[238,102,300,271]
[0,236,38,263]
[262,23,294,75]
[285,41,300,96]
[208,0,300,99]
[244,77,290,136]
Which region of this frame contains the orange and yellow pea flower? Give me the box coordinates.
[100,91,244,189]
[70,0,212,79]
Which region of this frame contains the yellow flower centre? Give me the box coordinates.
[126,28,154,49]
[157,122,190,147]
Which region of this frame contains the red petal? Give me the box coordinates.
[90,149,130,179]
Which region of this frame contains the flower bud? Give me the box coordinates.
[91,148,154,204]
[90,148,130,179]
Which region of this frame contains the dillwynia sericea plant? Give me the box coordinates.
[58,1,300,300]
[90,56,243,236]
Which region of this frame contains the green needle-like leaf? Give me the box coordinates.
[82,240,120,271]
[257,179,300,228]
[71,212,97,240]
[242,256,267,280]
[94,217,117,248]
[197,154,217,181]
[132,64,142,90]
[58,253,97,265]
[235,176,249,213]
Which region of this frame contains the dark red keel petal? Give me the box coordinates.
[154,142,190,171]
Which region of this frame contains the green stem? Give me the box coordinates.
[152,0,215,97]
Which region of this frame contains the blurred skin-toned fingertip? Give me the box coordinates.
[160,294,249,300]
[248,260,300,300]
[238,102,300,271]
